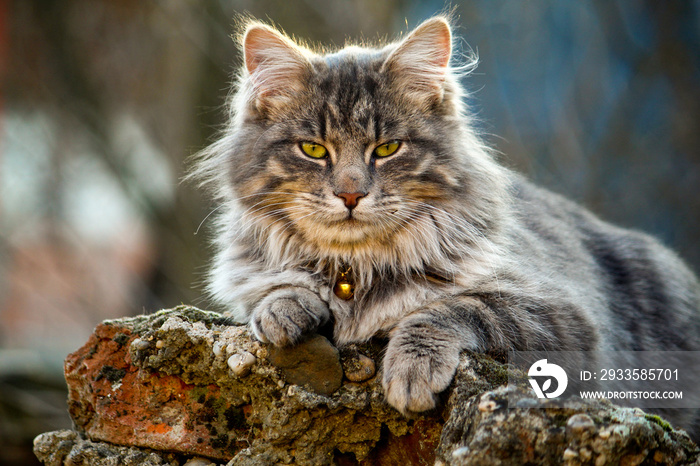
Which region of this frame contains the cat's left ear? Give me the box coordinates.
[382,17,452,102]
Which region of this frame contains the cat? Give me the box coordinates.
[192,16,700,436]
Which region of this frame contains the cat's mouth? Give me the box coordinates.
[341,210,376,227]
[323,208,364,224]
[333,215,362,228]
[321,215,376,242]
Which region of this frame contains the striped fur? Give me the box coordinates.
[192,17,700,434]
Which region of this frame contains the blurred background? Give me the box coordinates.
[1,0,699,463]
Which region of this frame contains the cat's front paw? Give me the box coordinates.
[251,287,329,347]
[382,328,461,414]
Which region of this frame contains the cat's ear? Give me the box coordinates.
[382,17,452,102]
[242,23,311,109]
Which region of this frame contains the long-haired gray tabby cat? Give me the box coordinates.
[194,16,700,436]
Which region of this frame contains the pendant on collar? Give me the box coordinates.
[333,266,354,300]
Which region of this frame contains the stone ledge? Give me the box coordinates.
[34,306,700,465]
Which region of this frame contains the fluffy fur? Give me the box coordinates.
[192,17,700,436]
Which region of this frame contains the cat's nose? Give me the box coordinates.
[335,191,366,210]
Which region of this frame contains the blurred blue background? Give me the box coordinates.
[1,0,699,463]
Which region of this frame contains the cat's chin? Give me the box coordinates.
[319,221,372,243]
[300,218,384,249]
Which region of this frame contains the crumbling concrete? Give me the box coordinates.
[34,306,700,465]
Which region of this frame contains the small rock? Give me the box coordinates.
[563,448,578,460]
[567,413,595,434]
[452,446,470,458]
[342,351,376,382]
[478,393,499,412]
[227,351,256,377]
[620,452,647,466]
[130,338,150,351]
[268,334,343,396]
[183,458,215,466]
[212,341,225,358]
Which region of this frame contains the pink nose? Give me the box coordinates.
[335,192,366,209]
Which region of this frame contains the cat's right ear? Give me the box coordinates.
[242,24,311,110]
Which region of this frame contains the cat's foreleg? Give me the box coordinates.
[214,257,330,347]
[250,286,330,347]
[382,296,512,414]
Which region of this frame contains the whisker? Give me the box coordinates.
[195,204,225,235]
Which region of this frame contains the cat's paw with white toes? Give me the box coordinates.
[381,333,461,414]
[251,287,329,347]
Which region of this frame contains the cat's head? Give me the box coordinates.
[199,17,509,272]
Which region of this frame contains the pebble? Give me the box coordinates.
[227,351,256,377]
[452,446,470,459]
[268,334,343,396]
[212,341,225,358]
[567,414,595,434]
[343,353,376,382]
[130,338,150,351]
[183,459,215,466]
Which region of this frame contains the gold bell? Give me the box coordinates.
[333,268,354,300]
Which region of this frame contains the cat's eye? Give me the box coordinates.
[373,141,401,158]
[300,142,328,159]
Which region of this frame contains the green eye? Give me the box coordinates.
[300,142,328,159]
[374,141,401,158]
